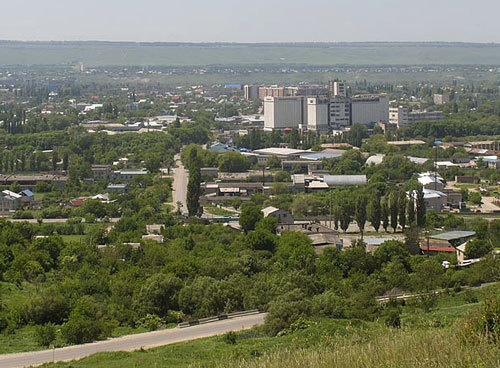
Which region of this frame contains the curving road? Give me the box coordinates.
[0,314,266,368]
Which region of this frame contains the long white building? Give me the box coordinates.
[390,101,443,128]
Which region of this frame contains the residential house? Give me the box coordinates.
[262,206,294,224]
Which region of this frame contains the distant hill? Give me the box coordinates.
[1,41,500,67]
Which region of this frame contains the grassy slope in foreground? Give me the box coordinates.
[1,42,500,66]
[37,285,500,368]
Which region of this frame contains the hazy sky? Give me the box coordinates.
[2,0,499,43]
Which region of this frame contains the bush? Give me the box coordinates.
[222,331,237,344]
[137,314,165,331]
[62,314,107,344]
[264,290,311,336]
[61,297,113,344]
[460,292,500,344]
[382,308,401,329]
[34,323,56,347]
[463,290,479,304]
[311,291,347,319]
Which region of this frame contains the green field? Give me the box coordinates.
[35,284,500,368]
[2,41,500,67]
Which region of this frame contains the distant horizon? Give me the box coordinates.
[1,40,499,46]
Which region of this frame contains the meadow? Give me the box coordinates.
[1,42,500,67]
[36,284,500,368]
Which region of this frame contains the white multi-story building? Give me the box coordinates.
[307,97,329,132]
[264,96,307,131]
[389,103,409,127]
[351,94,389,125]
[330,80,347,97]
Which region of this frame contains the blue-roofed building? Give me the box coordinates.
[300,152,342,161]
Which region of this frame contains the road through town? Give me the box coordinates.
[171,154,189,215]
[0,314,266,368]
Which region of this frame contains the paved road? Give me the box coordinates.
[375,281,500,303]
[0,314,266,368]
[171,154,189,215]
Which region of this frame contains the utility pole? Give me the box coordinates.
[329,190,333,229]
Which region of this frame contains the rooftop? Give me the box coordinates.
[253,147,308,156]
[262,206,280,217]
[323,175,367,186]
[429,231,476,241]
[300,153,342,161]
[387,140,426,146]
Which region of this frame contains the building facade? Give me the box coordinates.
[264,96,307,131]
[351,94,389,125]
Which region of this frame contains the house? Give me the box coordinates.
[481,156,500,169]
[107,183,129,193]
[0,190,22,213]
[200,167,219,177]
[91,165,112,180]
[0,174,68,190]
[419,240,457,256]
[142,234,164,243]
[418,173,445,191]
[455,176,479,184]
[262,206,294,224]
[364,237,400,253]
[426,231,476,261]
[282,160,323,174]
[19,189,35,203]
[422,189,448,211]
[429,231,476,246]
[209,142,231,153]
[112,169,149,181]
[146,224,164,235]
[309,233,343,251]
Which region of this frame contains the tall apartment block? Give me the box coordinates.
[329,80,347,97]
[244,85,259,100]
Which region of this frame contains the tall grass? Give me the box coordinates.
[233,327,500,368]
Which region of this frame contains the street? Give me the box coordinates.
[0,314,266,368]
[171,154,189,215]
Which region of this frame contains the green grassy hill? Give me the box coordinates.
[1,41,500,66]
[39,284,500,368]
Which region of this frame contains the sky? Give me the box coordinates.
[2,0,499,43]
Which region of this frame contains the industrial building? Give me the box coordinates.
[263,96,307,131]
[350,94,389,126]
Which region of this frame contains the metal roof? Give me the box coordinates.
[363,237,399,246]
[323,175,367,186]
[300,153,342,161]
[253,147,308,156]
[262,206,280,217]
[429,231,476,241]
